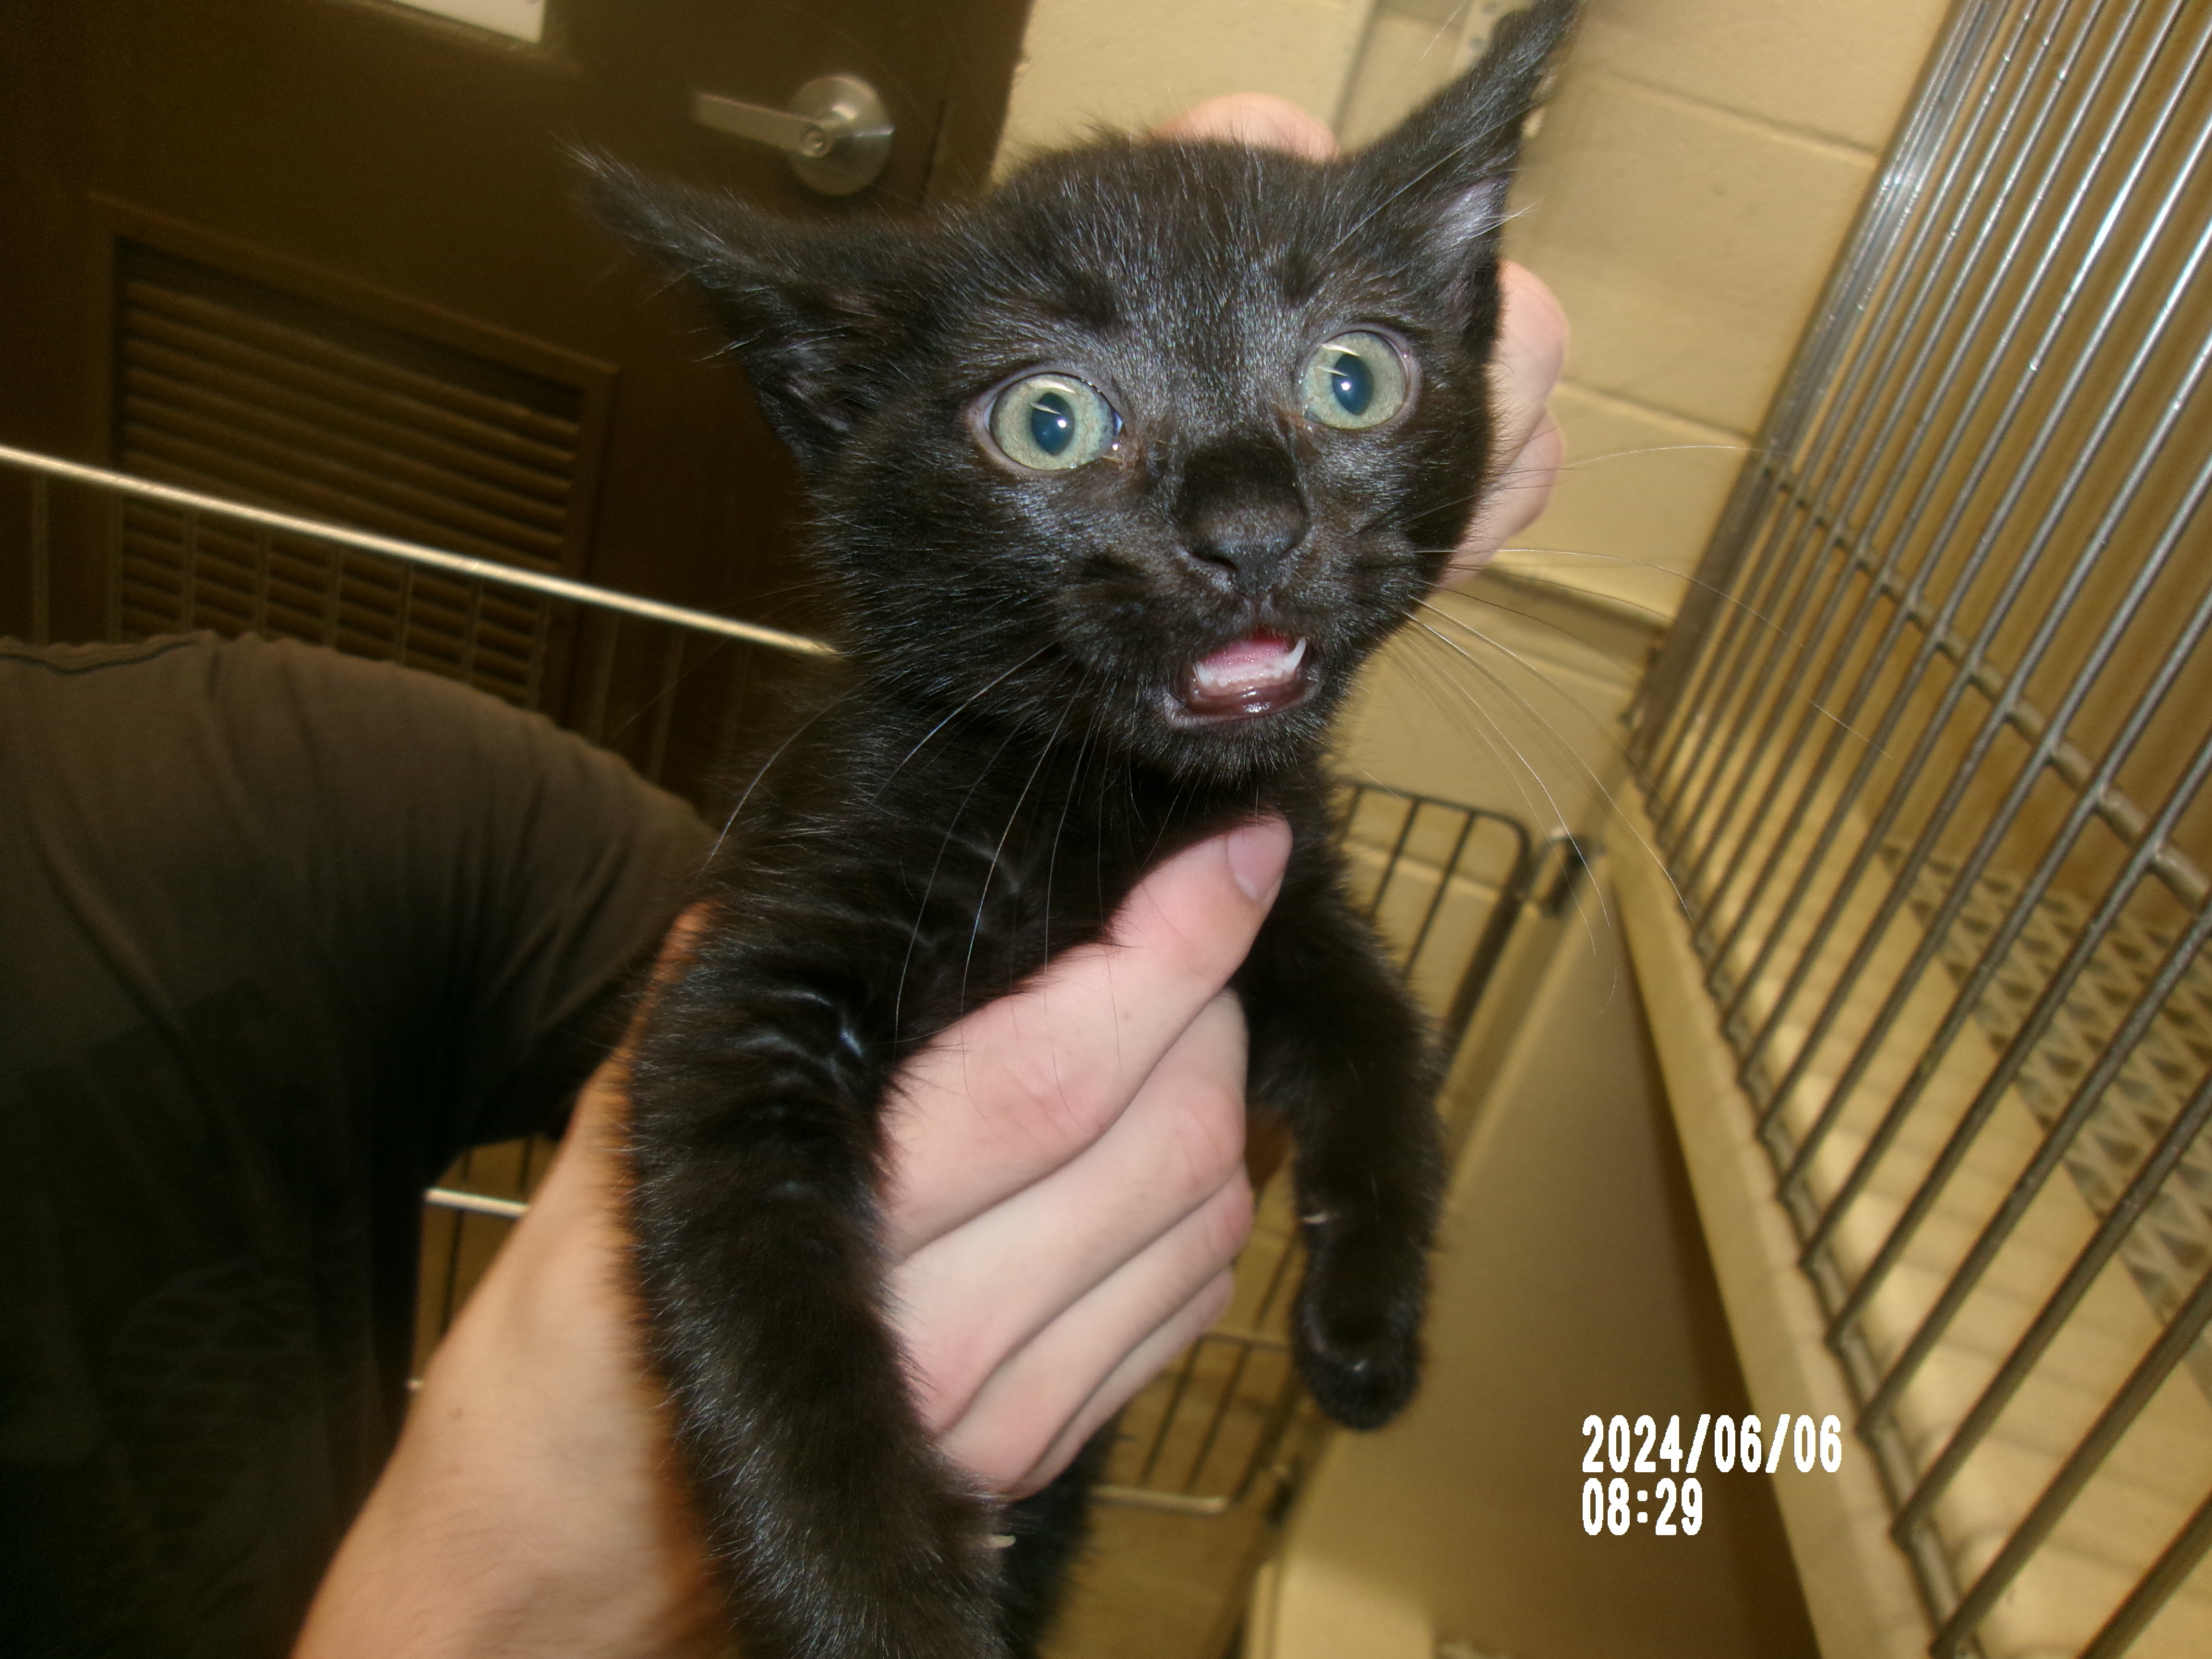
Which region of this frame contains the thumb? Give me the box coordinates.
[880,816,1291,1251]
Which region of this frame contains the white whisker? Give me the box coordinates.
[961,701,1075,1010]
[880,645,1055,791]
[1400,618,1619,945]
[704,691,849,868]
[1407,607,1691,926]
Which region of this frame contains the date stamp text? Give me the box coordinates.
[1580,1412,1844,1536]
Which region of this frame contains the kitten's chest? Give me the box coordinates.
[770,734,1267,1036]
[874,767,1206,979]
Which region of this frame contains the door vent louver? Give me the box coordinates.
[111,238,597,701]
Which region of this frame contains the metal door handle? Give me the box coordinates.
[692,74,893,197]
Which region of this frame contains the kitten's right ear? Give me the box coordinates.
[584,156,907,469]
[1352,0,1579,318]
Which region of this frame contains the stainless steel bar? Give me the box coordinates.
[0,443,835,660]
[425,1187,530,1220]
[435,1168,469,1337]
[1667,0,2081,894]
[1719,516,2048,1058]
[1640,453,1835,816]
[1709,0,2209,1043]
[1785,414,2212,1208]
[1700,0,2176,969]
[1897,1060,2212,1539]
[1803,496,2212,1268]
[1634,0,2028,781]
[1625,2,2212,1648]
[1366,794,1422,922]
[1743,543,2073,1134]
[1178,1213,1304,1500]
[1646,469,1842,862]
[1769,454,2208,1195]
[1630,456,1788,770]
[1666,495,1863,906]
[1850,0,2212,598]
[1706,508,1965,1040]
[1649,0,2056,840]
[1401,809,1477,964]
[1178,1333,1261,1494]
[1859,846,2212,1431]
[1655,465,1861,824]
[1930,1260,2212,1656]
[1826,702,2212,1362]
[1439,817,1536,1046]
[1091,1485,1232,1517]
[1232,1365,1309,1503]
[1823,521,2210,906]
[2079,1490,2212,1659]
[1771,161,2212,1154]
[1247,1218,1302,1326]
[1633,0,2025,755]
[1133,1342,1205,1488]
[1744,117,2212,1122]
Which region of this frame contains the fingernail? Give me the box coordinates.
[1225,817,1291,904]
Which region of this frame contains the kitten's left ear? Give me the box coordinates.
[583,156,911,469]
[1353,0,1579,317]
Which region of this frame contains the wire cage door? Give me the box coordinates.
[1631,0,2212,1654]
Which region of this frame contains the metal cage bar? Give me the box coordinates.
[1631,0,2212,1651]
[1699,0,2184,985]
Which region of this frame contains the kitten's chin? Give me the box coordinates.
[1167,634,1314,727]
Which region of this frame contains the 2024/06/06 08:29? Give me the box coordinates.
[1581,1412,1845,1537]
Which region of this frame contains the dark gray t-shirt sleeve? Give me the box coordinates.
[200,632,714,1158]
[0,631,711,1659]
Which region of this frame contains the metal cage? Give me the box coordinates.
[3,441,1537,1521]
[1632,0,2212,1653]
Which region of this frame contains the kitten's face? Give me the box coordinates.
[819,148,1503,780]
[596,0,1566,781]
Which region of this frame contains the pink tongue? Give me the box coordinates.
[1182,633,1310,720]
[1197,634,1296,684]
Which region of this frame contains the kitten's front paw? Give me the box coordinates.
[1290,1243,1424,1430]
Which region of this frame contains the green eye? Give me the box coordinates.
[1300,332,1409,430]
[988,373,1120,470]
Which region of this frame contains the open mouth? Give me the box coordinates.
[1173,632,1313,724]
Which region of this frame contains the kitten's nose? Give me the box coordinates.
[1173,435,1310,595]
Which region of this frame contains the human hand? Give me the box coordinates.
[878,818,1285,1494]
[1155,94,1568,585]
[292,820,1286,1659]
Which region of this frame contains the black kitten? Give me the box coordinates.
[599,5,1575,1655]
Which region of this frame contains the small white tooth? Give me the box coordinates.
[1192,637,1309,692]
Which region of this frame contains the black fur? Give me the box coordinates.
[599,6,1577,1655]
